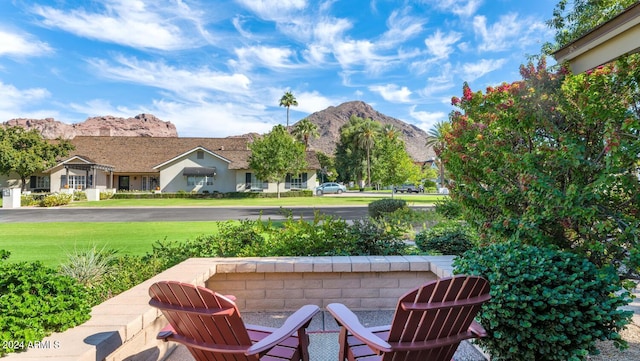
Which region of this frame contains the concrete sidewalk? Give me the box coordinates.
[163,310,487,361]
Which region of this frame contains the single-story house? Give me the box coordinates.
[0,136,321,194]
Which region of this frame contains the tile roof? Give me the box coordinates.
[64,136,320,173]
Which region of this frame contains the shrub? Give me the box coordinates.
[368,198,407,219]
[0,251,91,355]
[434,197,462,219]
[348,218,407,255]
[20,194,37,206]
[39,193,72,207]
[454,241,632,361]
[86,254,166,305]
[414,221,476,255]
[99,191,115,200]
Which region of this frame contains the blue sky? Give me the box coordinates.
[0,0,557,137]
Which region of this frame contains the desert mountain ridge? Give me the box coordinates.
[2,113,178,139]
[2,101,434,161]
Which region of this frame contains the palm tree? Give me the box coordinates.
[355,118,381,187]
[291,118,319,150]
[425,121,450,190]
[279,91,298,127]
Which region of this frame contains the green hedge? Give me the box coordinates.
[414,221,477,255]
[0,251,91,356]
[112,190,312,199]
[367,198,407,219]
[454,241,632,360]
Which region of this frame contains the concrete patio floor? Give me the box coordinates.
[163,310,487,361]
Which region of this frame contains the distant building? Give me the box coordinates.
[0,136,320,194]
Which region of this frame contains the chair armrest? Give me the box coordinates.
[327,303,392,353]
[247,304,320,355]
[469,320,488,338]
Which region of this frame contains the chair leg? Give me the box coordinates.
[338,327,348,361]
[298,329,311,361]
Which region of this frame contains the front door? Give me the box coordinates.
[118,176,130,191]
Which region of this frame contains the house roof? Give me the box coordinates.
[62,136,320,173]
[552,2,640,73]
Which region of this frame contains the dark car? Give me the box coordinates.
[393,183,420,193]
[316,182,347,195]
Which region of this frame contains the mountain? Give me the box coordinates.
[2,113,177,139]
[298,101,435,162]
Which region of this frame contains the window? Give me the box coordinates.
[196,150,204,159]
[61,175,86,189]
[285,173,307,189]
[188,176,213,186]
[245,173,267,190]
[30,176,50,190]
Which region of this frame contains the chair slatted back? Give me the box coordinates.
[384,276,490,361]
[149,281,255,361]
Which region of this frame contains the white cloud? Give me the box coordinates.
[424,30,461,59]
[369,84,412,103]
[88,56,251,99]
[0,30,52,57]
[422,63,456,95]
[232,46,300,71]
[32,0,207,50]
[409,106,447,132]
[294,91,335,114]
[0,81,52,121]
[425,0,482,17]
[462,58,507,81]
[379,8,426,47]
[236,0,307,21]
[473,13,550,52]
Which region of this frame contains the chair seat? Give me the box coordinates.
[247,325,301,360]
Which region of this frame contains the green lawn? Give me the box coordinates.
[65,193,445,207]
[2,194,446,267]
[0,221,222,267]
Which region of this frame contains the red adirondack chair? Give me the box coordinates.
[149,281,320,361]
[327,275,491,361]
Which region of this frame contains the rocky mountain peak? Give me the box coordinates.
[302,101,435,162]
[2,114,178,139]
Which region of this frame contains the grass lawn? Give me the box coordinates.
[2,194,446,267]
[65,193,446,207]
[0,221,222,267]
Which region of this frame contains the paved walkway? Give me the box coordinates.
[163,310,488,361]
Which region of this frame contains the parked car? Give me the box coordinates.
[393,183,421,193]
[316,182,347,195]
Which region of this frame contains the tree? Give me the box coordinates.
[248,125,307,198]
[371,128,422,191]
[291,118,319,150]
[0,126,74,191]
[279,91,298,127]
[335,115,367,186]
[315,151,337,183]
[354,118,380,187]
[425,121,450,189]
[442,58,640,280]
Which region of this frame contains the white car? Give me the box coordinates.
[316,182,347,195]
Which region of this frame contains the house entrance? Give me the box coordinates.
[118,176,130,191]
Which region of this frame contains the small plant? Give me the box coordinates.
[59,246,117,287]
[39,193,72,207]
[414,221,477,255]
[454,241,632,361]
[368,198,407,219]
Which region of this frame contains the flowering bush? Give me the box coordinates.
[441,57,640,280]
